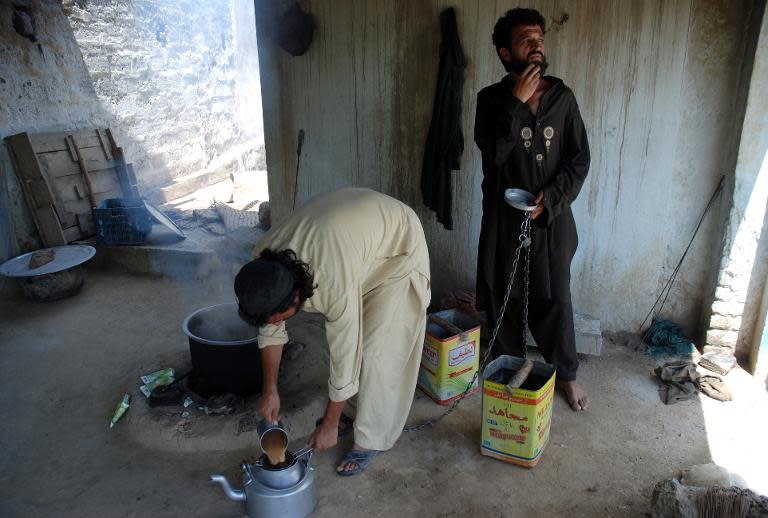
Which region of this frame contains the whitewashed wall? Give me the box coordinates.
[255,0,755,333]
[63,0,264,190]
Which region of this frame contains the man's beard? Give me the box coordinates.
[509,51,549,75]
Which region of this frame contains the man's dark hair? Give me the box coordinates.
[492,8,546,51]
[235,248,316,326]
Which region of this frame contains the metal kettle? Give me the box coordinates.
[210,447,315,518]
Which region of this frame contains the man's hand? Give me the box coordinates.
[512,64,540,103]
[258,388,280,423]
[307,421,338,451]
[531,191,544,220]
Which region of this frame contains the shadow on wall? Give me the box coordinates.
[0,1,159,264]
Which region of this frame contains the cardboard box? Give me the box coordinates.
[480,355,556,468]
[417,309,481,405]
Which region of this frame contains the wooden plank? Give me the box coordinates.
[125,163,140,198]
[38,151,119,179]
[5,133,41,184]
[63,226,83,242]
[25,177,53,209]
[61,178,120,238]
[67,135,97,209]
[115,155,132,198]
[62,198,91,220]
[75,212,95,236]
[105,128,137,198]
[5,133,51,246]
[96,129,114,161]
[38,151,79,177]
[28,130,101,153]
[31,166,78,231]
[52,169,121,202]
[50,197,77,229]
[64,134,78,162]
[90,168,123,195]
[4,133,66,246]
[34,205,66,246]
[29,150,79,230]
[105,128,118,150]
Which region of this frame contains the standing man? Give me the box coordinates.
[235,188,430,475]
[474,8,590,411]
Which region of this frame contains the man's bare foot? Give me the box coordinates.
[336,443,375,474]
[557,380,589,411]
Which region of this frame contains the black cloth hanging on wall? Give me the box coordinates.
[421,7,466,231]
[276,2,314,56]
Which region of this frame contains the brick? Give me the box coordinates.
[703,345,734,354]
[708,314,741,330]
[714,286,734,301]
[711,300,744,317]
[705,329,738,347]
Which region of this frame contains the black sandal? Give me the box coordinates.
[336,449,380,477]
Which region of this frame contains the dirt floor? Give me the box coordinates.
[1,268,767,517]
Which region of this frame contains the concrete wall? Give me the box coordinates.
[255,0,755,334]
[705,3,768,360]
[64,0,264,191]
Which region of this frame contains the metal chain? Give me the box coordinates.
[521,216,532,357]
[404,213,532,432]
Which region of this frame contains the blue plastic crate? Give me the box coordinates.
[93,198,153,245]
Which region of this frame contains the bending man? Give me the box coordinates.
[235,188,431,475]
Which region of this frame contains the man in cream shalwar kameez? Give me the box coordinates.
[242,188,430,474]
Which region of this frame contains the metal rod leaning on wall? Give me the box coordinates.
[638,175,725,336]
[67,135,97,209]
[292,129,305,211]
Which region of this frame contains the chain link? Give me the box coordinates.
[404,212,533,432]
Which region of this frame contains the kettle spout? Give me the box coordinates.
[209,474,246,501]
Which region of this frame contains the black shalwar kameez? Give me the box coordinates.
[474,74,590,381]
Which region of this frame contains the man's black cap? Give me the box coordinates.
[235,259,294,320]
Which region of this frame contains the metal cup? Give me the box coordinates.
[256,418,288,456]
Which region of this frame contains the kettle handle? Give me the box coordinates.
[293,447,313,466]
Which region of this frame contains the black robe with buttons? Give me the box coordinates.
[473,74,590,377]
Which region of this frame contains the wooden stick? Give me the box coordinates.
[67,135,97,209]
[105,128,136,198]
[505,359,534,394]
[429,314,463,337]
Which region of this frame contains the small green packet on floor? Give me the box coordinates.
[109,393,131,428]
[139,368,175,397]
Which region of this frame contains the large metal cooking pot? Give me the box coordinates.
[182,302,263,397]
